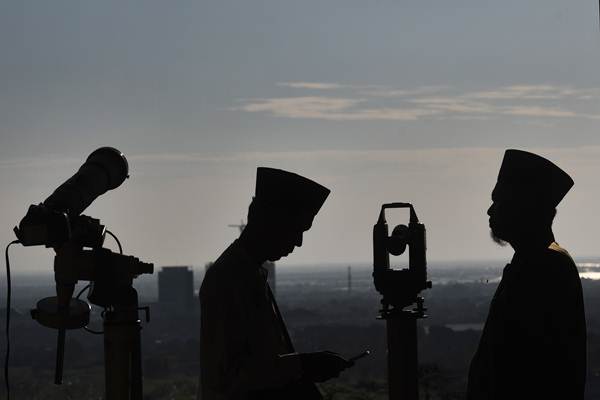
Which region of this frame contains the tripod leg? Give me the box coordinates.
[130,318,143,400]
[104,312,133,400]
[387,312,419,400]
[54,328,66,385]
[103,287,144,400]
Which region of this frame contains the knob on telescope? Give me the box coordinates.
[388,225,409,256]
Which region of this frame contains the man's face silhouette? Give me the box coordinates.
[487,187,518,245]
[246,205,314,262]
[264,217,311,261]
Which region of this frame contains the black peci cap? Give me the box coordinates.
[254,167,330,221]
[494,149,573,207]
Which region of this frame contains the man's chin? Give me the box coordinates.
[267,248,295,262]
[490,230,507,247]
[268,253,288,262]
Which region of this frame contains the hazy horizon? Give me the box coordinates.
[9,255,600,277]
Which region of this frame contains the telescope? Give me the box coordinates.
[373,202,431,310]
[373,203,432,400]
[12,147,153,400]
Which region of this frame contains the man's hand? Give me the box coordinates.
[299,351,353,383]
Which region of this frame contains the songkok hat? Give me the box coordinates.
[493,149,573,207]
[254,167,330,221]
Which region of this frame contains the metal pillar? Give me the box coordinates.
[103,287,143,400]
[385,310,419,400]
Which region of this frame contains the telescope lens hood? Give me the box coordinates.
[86,147,129,190]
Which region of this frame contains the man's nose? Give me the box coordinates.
[487,204,494,217]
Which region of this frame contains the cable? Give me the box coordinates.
[5,240,19,400]
[83,326,104,335]
[79,229,121,336]
[105,230,122,254]
[74,284,104,335]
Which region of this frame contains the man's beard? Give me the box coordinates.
[490,230,507,247]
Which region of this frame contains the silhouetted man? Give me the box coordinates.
[198,167,352,400]
[467,150,586,399]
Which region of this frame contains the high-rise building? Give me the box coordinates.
[158,266,194,311]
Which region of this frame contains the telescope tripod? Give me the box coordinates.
[380,297,426,400]
[31,245,152,400]
[102,286,148,400]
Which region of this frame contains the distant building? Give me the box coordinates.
[158,266,194,311]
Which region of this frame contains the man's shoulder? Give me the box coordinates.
[541,243,581,286]
[547,242,572,259]
[545,243,577,270]
[211,241,247,270]
[514,243,578,285]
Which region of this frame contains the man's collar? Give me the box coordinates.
[511,241,565,265]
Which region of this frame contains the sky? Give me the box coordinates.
[2,0,600,273]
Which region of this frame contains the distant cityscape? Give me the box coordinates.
[3,260,600,399]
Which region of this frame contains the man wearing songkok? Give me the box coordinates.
[467,149,586,399]
[198,167,352,400]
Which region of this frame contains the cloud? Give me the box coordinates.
[501,106,578,118]
[237,96,440,121]
[361,85,450,98]
[237,83,600,121]
[409,97,494,114]
[238,96,362,118]
[277,82,345,90]
[465,85,600,101]
[465,85,565,100]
